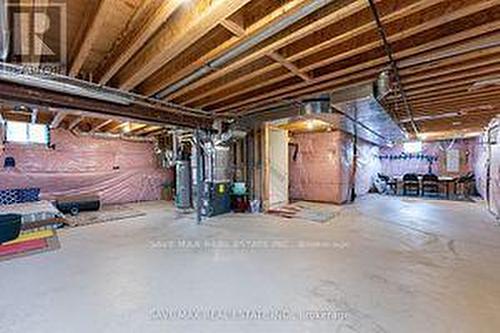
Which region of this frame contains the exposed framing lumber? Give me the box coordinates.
[109,122,128,133]
[116,0,253,91]
[220,18,246,37]
[134,125,161,136]
[0,81,212,128]
[90,119,113,133]
[127,124,149,134]
[69,0,116,77]
[267,52,312,82]
[177,0,451,106]
[50,112,66,128]
[138,0,322,96]
[68,116,84,130]
[144,128,169,137]
[97,0,183,85]
[166,0,371,101]
[205,3,500,113]
[212,20,500,114]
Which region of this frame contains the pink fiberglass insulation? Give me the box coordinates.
[380,139,476,177]
[490,136,500,218]
[478,117,500,218]
[355,140,382,196]
[474,136,488,199]
[289,131,380,204]
[0,129,172,204]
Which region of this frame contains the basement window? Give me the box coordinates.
[5,121,50,145]
[403,141,422,153]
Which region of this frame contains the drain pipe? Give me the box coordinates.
[156,0,334,99]
[0,0,9,61]
[367,0,419,135]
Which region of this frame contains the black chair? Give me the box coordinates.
[403,173,420,196]
[422,173,439,197]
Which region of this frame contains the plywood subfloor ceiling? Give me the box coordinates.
[6,0,500,137]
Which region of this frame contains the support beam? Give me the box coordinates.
[135,126,163,136]
[116,0,253,90]
[128,124,149,134]
[68,116,84,130]
[97,0,183,85]
[0,81,212,128]
[145,128,169,137]
[50,112,66,129]
[109,122,128,133]
[90,119,113,133]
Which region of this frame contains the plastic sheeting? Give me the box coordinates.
[289,131,380,204]
[380,139,476,177]
[474,136,488,199]
[0,129,172,204]
[474,117,500,218]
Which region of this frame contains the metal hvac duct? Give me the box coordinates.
[329,72,406,145]
[300,96,331,115]
[0,0,9,61]
[156,0,334,98]
[271,72,406,146]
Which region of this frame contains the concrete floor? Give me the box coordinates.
[1,195,499,333]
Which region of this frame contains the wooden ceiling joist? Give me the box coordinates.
[97,0,183,85]
[174,1,470,108]
[115,0,253,91]
[211,20,500,114]
[2,0,498,135]
[137,0,326,97]
[70,0,117,77]
[165,0,371,101]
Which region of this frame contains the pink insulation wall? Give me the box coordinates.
[0,129,172,204]
[289,131,380,204]
[474,117,500,218]
[380,139,476,177]
[474,136,488,199]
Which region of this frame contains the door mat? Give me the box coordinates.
[65,204,146,227]
[0,228,60,262]
[268,203,336,223]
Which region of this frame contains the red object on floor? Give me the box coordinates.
[0,238,47,256]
